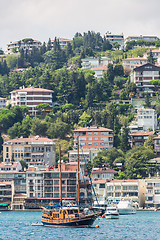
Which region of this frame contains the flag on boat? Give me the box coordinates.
[49,165,54,169]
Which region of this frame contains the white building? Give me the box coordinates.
[7,39,42,54]
[137,108,157,131]
[105,32,124,49]
[81,57,112,70]
[10,86,53,115]
[50,38,72,49]
[92,168,117,181]
[145,179,160,208]
[0,162,22,172]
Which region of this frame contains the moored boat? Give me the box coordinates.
[105,206,119,219]
[117,200,136,215]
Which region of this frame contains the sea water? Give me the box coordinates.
[0,211,160,240]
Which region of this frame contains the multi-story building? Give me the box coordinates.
[81,57,112,70]
[73,126,114,151]
[0,97,6,109]
[106,180,146,207]
[0,162,22,172]
[130,131,155,147]
[10,86,53,115]
[91,66,108,79]
[153,135,160,155]
[133,63,160,97]
[7,39,42,54]
[50,38,72,49]
[25,166,77,208]
[105,32,124,49]
[125,35,159,45]
[137,108,157,131]
[145,179,160,208]
[3,136,56,167]
[0,172,26,194]
[0,181,14,207]
[91,168,117,181]
[122,57,147,72]
[69,149,98,163]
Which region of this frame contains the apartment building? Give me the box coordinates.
[133,63,160,97]
[73,126,114,151]
[0,172,26,194]
[69,149,98,163]
[25,166,77,208]
[0,181,14,207]
[0,162,22,172]
[145,179,160,208]
[7,39,42,54]
[105,32,124,49]
[125,35,159,45]
[0,97,6,109]
[3,136,56,167]
[137,108,157,130]
[122,57,147,72]
[130,131,155,147]
[10,86,53,115]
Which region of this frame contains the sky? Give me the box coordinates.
[1,0,160,51]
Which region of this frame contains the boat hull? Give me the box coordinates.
[41,215,97,227]
[105,214,119,219]
[118,208,136,215]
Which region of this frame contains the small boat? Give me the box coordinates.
[31,222,44,226]
[105,206,119,219]
[117,200,136,215]
[41,142,99,227]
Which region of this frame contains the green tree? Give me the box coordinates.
[147,51,156,64]
[78,111,92,127]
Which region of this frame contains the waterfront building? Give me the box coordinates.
[0,181,14,207]
[73,126,114,151]
[3,136,56,167]
[0,162,22,172]
[7,39,42,54]
[132,63,160,98]
[10,86,53,115]
[153,135,160,155]
[93,179,146,207]
[145,179,160,208]
[105,32,124,49]
[130,131,155,147]
[0,97,6,109]
[122,57,147,72]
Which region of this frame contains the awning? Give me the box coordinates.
[0,203,9,206]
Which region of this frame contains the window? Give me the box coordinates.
[88,142,92,145]
[94,132,98,135]
[94,142,98,145]
[94,137,98,140]
[79,137,86,141]
[88,132,92,135]
[88,137,92,140]
[99,184,105,188]
[115,186,121,190]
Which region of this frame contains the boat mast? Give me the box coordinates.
[59,144,62,209]
[77,137,80,213]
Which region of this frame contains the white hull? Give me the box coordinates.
[118,208,136,215]
[105,214,119,219]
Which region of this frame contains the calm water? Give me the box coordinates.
[0,211,160,240]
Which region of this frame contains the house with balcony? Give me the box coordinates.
[91,168,117,181]
[0,181,14,209]
[81,57,112,71]
[137,108,157,131]
[0,97,6,109]
[130,131,155,147]
[73,126,114,151]
[105,32,124,49]
[3,136,56,167]
[122,57,148,72]
[7,39,42,54]
[133,63,160,97]
[10,86,54,115]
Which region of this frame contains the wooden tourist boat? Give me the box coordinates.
[41,140,99,227]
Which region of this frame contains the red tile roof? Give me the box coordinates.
[123,57,147,61]
[92,168,117,174]
[0,162,19,168]
[6,137,54,143]
[10,87,53,93]
[93,179,109,184]
[130,131,155,136]
[74,126,113,132]
[110,180,138,183]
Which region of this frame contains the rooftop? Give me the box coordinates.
[92,168,117,174]
[74,126,113,132]
[10,87,53,93]
[4,137,54,144]
[130,131,155,136]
